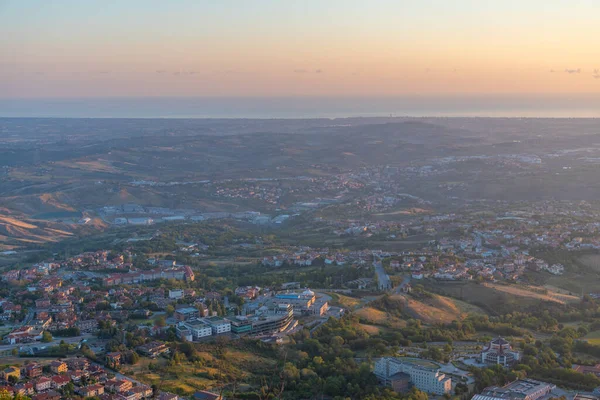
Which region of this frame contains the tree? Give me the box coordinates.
[0,389,30,400]
[455,382,469,396]
[166,305,175,317]
[130,351,140,365]
[155,316,166,327]
[41,330,53,343]
[63,382,75,397]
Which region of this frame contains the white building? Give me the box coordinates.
[203,317,231,334]
[472,379,555,400]
[374,357,452,395]
[169,289,184,299]
[480,337,521,367]
[128,217,154,225]
[178,319,212,340]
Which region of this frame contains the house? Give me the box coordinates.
[158,393,178,400]
[573,364,600,377]
[78,384,105,397]
[68,370,88,383]
[25,363,43,378]
[106,352,122,368]
[88,364,107,381]
[99,393,122,400]
[136,341,169,358]
[1,366,20,381]
[76,319,98,333]
[6,326,37,344]
[36,299,51,309]
[235,286,259,300]
[411,270,424,280]
[14,382,35,396]
[50,375,71,390]
[193,391,223,400]
[65,357,90,371]
[31,390,61,400]
[49,360,67,374]
[120,391,140,400]
[129,385,153,398]
[105,379,133,393]
[35,377,52,392]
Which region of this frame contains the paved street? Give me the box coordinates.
[393,274,411,294]
[0,334,95,353]
[373,259,392,290]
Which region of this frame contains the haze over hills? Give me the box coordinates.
[2,117,600,248]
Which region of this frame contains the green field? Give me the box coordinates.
[583,330,600,345]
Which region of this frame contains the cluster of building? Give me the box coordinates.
[175,289,326,341]
[103,265,194,286]
[101,202,297,226]
[176,304,295,340]
[262,248,370,268]
[374,339,563,400]
[0,239,336,350]
[211,175,363,208]
[0,359,180,400]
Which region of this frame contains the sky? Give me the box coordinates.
[1,0,600,99]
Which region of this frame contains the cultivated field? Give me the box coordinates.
[424,281,574,315]
[482,283,579,305]
[402,294,468,325]
[355,306,407,329]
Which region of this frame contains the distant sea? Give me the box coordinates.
[1,96,600,118]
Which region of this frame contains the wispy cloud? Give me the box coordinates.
[565,68,581,74]
[294,68,323,74]
[169,70,200,77]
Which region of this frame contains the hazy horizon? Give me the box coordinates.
[3,94,600,119]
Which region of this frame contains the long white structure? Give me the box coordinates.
[472,379,555,400]
[374,357,452,395]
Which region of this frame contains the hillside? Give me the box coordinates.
[0,214,106,249]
